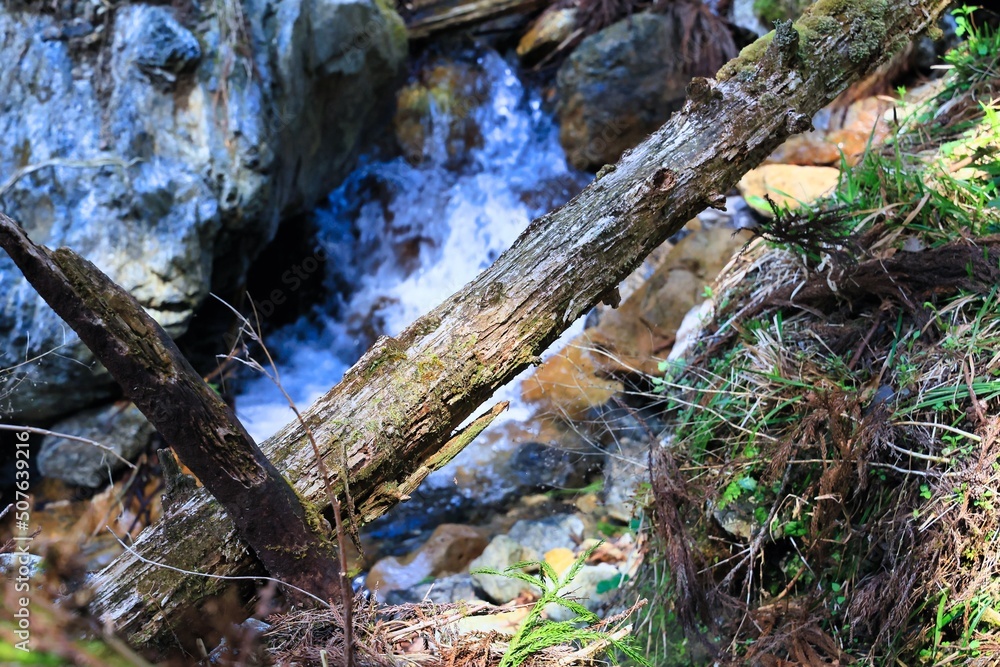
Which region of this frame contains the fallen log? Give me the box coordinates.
[0,216,344,603]
[82,0,948,652]
[401,0,548,39]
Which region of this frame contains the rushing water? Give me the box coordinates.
[236,48,590,510]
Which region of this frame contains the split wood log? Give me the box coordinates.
[78,0,947,651]
[401,0,548,39]
[0,216,344,605]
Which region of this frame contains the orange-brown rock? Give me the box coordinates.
[521,339,624,419]
[766,96,895,166]
[544,547,577,577]
[522,226,749,418]
[455,606,531,634]
[764,132,843,166]
[367,524,488,598]
[589,226,750,373]
[738,164,841,213]
[516,7,578,65]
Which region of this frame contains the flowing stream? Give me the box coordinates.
[236,48,590,523]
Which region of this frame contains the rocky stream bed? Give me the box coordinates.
[0,0,968,661]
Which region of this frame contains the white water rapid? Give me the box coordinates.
[236,48,590,506]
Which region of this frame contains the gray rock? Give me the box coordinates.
[133,7,201,78]
[37,403,154,487]
[602,437,648,523]
[0,0,406,420]
[506,442,598,494]
[555,10,735,170]
[544,562,622,622]
[384,573,482,605]
[713,500,755,541]
[469,535,539,604]
[508,514,585,554]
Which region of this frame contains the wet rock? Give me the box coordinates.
[516,7,578,65]
[738,164,841,214]
[587,398,663,444]
[763,129,843,166]
[469,534,539,603]
[714,500,755,541]
[394,60,489,165]
[556,13,685,170]
[521,341,624,420]
[618,226,748,354]
[697,195,758,231]
[384,572,482,605]
[367,524,487,599]
[364,488,482,558]
[573,492,600,515]
[37,403,154,488]
[0,0,407,420]
[506,441,599,493]
[582,233,677,332]
[526,225,750,416]
[441,416,597,512]
[556,10,734,169]
[668,299,714,362]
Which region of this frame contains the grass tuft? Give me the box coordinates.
[631,8,1000,664]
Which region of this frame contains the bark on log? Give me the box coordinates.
[89,0,949,651]
[0,216,343,605]
[401,0,548,39]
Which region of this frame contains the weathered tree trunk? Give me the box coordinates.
[0,216,344,605]
[401,0,547,39]
[88,0,948,651]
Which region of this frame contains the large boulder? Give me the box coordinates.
[555,8,735,170]
[0,0,406,420]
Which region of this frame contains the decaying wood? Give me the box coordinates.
[0,215,344,607]
[83,0,948,651]
[401,0,547,39]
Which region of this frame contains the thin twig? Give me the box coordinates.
[215,295,355,667]
[892,421,982,443]
[556,625,633,665]
[0,423,135,468]
[965,356,986,425]
[106,528,332,607]
[882,441,951,464]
